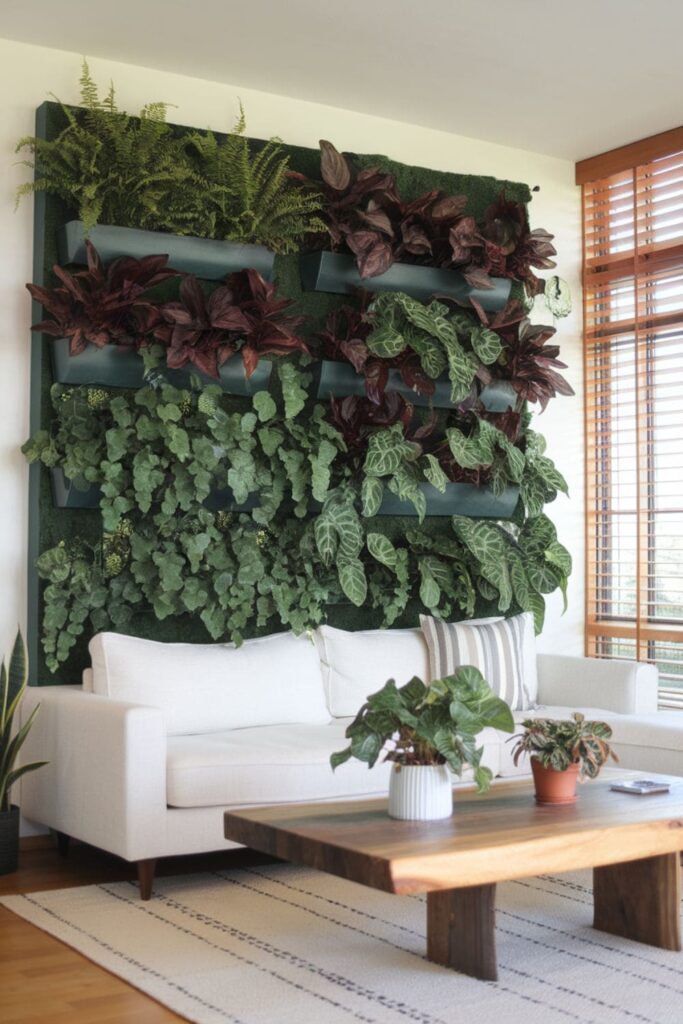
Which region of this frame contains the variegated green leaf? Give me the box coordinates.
[361,476,383,517]
[366,532,398,570]
[419,562,440,609]
[423,454,449,492]
[338,559,367,607]
[470,326,503,365]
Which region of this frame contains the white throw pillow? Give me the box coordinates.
[314,626,429,718]
[420,612,537,711]
[89,631,330,736]
[314,620,503,718]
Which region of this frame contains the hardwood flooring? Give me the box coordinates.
[1,836,276,1023]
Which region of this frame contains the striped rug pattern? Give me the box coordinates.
[3,865,683,1024]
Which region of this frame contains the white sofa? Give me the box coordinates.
[18,625,680,899]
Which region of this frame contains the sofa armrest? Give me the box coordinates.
[536,655,659,715]
[19,685,167,862]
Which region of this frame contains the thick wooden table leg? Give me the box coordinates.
[593,853,681,951]
[427,884,497,980]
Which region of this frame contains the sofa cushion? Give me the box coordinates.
[315,620,503,719]
[420,612,537,710]
[89,631,330,736]
[314,626,430,718]
[166,719,504,808]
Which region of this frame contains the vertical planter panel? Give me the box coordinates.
[377,482,519,519]
[49,337,272,395]
[300,250,512,310]
[50,468,101,509]
[316,359,516,412]
[58,221,275,282]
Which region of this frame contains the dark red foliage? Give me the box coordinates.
[27,240,179,354]
[480,195,557,294]
[157,268,309,379]
[499,319,575,411]
[306,143,558,293]
[226,269,309,379]
[465,299,574,412]
[318,295,435,405]
[155,276,251,378]
[328,392,417,453]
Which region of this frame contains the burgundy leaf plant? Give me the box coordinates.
[27,240,179,354]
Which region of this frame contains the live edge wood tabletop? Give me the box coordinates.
[224,769,683,981]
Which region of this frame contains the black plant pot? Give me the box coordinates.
[316,359,517,411]
[49,337,272,394]
[0,804,20,875]
[58,221,275,282]
[300,250,512,310]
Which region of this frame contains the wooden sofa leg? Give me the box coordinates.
[56,832,70,858]
[137,858,157,901]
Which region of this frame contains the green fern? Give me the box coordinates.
[16,61,205,236]
[182,108,325,253]
[17,63,324,251]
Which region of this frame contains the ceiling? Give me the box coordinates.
[1,0,681,162]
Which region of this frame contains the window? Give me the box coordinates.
[579,134,683,707]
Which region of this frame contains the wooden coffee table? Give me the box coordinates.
[224,770,683,981]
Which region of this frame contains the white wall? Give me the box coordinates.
[0,36,583,664]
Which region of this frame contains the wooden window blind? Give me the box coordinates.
[583,146,683,707]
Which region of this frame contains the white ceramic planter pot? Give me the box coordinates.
[388,765,453,821]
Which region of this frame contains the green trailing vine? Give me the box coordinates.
[24,366,571,671]
[16,62,323,249]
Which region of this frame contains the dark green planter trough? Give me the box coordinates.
[49,468,261,514]
[316,360,516,411]
[58,221,275,282]
[378,482,519,518]
[300,250,512,310]
[50,468,101,509]
[49,338,272,394]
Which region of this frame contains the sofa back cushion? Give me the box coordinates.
[89,631,330,735]
[420,612,537,711]
[314,625,430,718]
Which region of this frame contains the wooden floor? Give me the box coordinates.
[1,836,276,1023]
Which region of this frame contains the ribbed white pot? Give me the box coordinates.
[387,765,453,821]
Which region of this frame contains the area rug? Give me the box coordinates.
[3,864,683,1024]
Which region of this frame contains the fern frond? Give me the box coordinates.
[79,60,101,110]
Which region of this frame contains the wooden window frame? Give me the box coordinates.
[579,130,683,706]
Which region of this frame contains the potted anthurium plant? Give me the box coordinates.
[330,667,514,820]
[510,712,617,805]
[1,631,47,874]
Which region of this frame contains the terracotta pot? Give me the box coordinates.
[531,758,580,805]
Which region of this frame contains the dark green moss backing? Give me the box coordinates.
[28,102,529,683]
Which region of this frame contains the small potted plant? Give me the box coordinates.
[510,712,617,805]
[330,666,514,820]
[0,631,47,875]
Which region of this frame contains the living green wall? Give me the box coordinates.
[27,100,533,685]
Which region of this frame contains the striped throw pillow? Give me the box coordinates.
[420,613,532,711]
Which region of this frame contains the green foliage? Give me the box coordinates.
[25,358,573,669]
[181,109,326,252]
[0,631,47,812]
[16,62,323,249]
[330,666,514,793]
[511,712,617,779]
[366,292,501,404]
